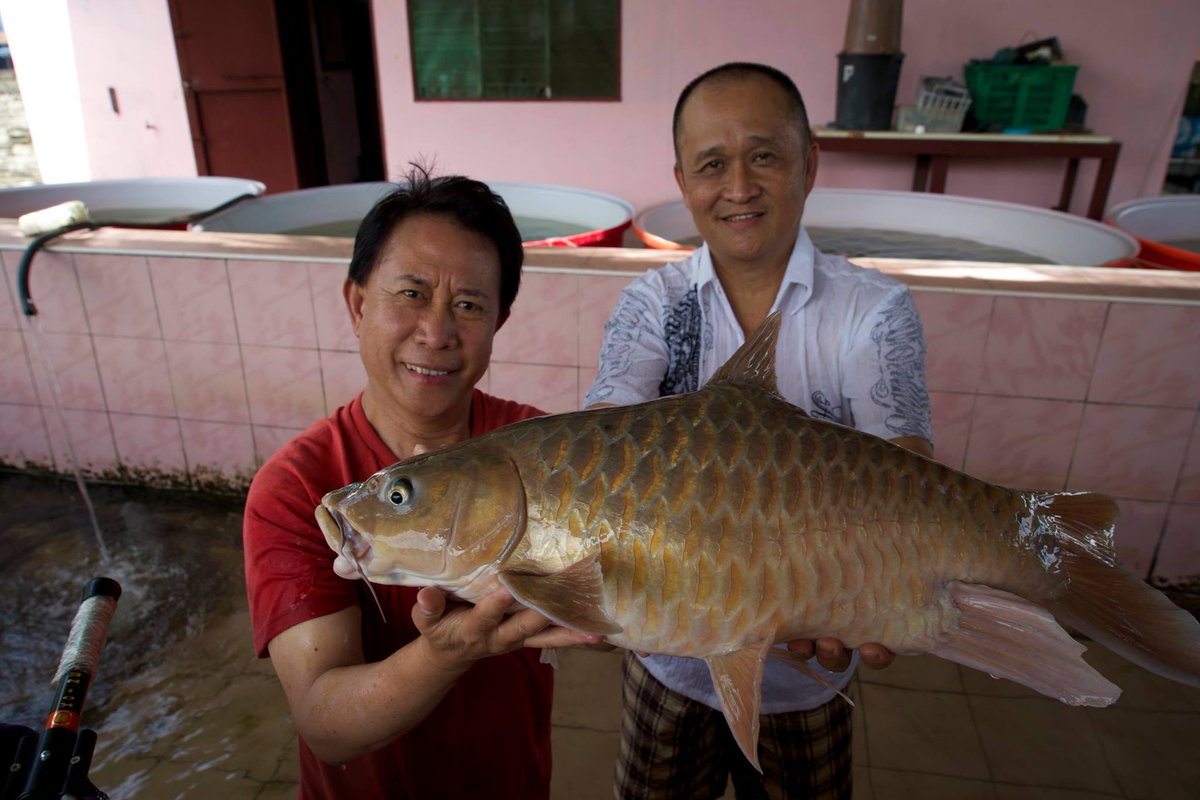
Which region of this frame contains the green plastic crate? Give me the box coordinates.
[963,64,1079,131]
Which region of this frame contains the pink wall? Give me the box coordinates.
[4,0,1196,210]
[372,0,1200,214]
[64,0,196,179]
[0,0,195,182]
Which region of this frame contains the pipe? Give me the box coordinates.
[17,222,98,317]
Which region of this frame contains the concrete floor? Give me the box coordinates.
[550,645,1200,800]
[76,619,1200,799]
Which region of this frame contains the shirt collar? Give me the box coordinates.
[696,227,816,315]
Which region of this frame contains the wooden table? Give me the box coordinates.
[814,130,1121,220]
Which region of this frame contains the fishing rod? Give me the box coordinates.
[1,577,121,800]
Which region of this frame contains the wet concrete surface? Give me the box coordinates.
[0,474,296,799]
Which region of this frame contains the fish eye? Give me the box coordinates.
[388,478,413,506]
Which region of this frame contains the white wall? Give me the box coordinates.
[0,0,91,182]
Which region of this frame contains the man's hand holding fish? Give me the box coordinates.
[410,586,601,674]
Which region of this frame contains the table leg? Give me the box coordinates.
[912,155,931,191]
[1056,158,1080,212]
[929,156,950,193]
[1088,147,1120,221]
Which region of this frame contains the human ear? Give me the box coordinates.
[344,278,365,337]
[674,163,691,211]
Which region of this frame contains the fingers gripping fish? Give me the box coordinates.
[315,311,1200,771]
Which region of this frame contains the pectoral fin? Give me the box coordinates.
[704,635,775,773]
[499,557,623,636]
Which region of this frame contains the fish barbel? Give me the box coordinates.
[315,312,1200,770]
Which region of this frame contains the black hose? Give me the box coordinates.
[17,222,99,317]
[16,191,261,317]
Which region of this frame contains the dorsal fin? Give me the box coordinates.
[709,310,782,396]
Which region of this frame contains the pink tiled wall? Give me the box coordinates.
[1,247,1197,587]
[913,291,1200,587]
[0,249,365,490]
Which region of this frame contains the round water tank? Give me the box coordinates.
[194,181,634,247]
[1107,195,1200,271]
[0,177,266,227]
[634,189,1139,267]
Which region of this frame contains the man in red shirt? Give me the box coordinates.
[243,168,599,799]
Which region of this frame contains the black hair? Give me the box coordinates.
[348,164,524,321]
[672,62,812,161]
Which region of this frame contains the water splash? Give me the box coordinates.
[23,313,112,565]
[0,476,294,799]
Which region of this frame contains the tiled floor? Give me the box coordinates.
[550,644,1200,800]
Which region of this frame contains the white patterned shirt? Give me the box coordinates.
[584,227,933,712]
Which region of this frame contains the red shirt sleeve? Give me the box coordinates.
[243,422,357,657]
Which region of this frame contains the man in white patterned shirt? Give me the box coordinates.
[585,63,935,799]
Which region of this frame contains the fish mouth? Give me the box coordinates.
[316,504,371,567]
[315,502,389,621]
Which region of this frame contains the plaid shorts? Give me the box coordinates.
[613,652,853,800]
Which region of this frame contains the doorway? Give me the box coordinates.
[1164,56,1200,194]
[169,0,383,193]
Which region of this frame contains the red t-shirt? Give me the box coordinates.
[243,390,553,800]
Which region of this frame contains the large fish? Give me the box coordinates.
[315,312,1200,769]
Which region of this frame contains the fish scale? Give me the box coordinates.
[316,310,1200,770]
[497,384,1019,657]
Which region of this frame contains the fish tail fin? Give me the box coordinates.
[931,581,1121,706]
[1034,491,1120,565]
[1041,493,1200,688]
